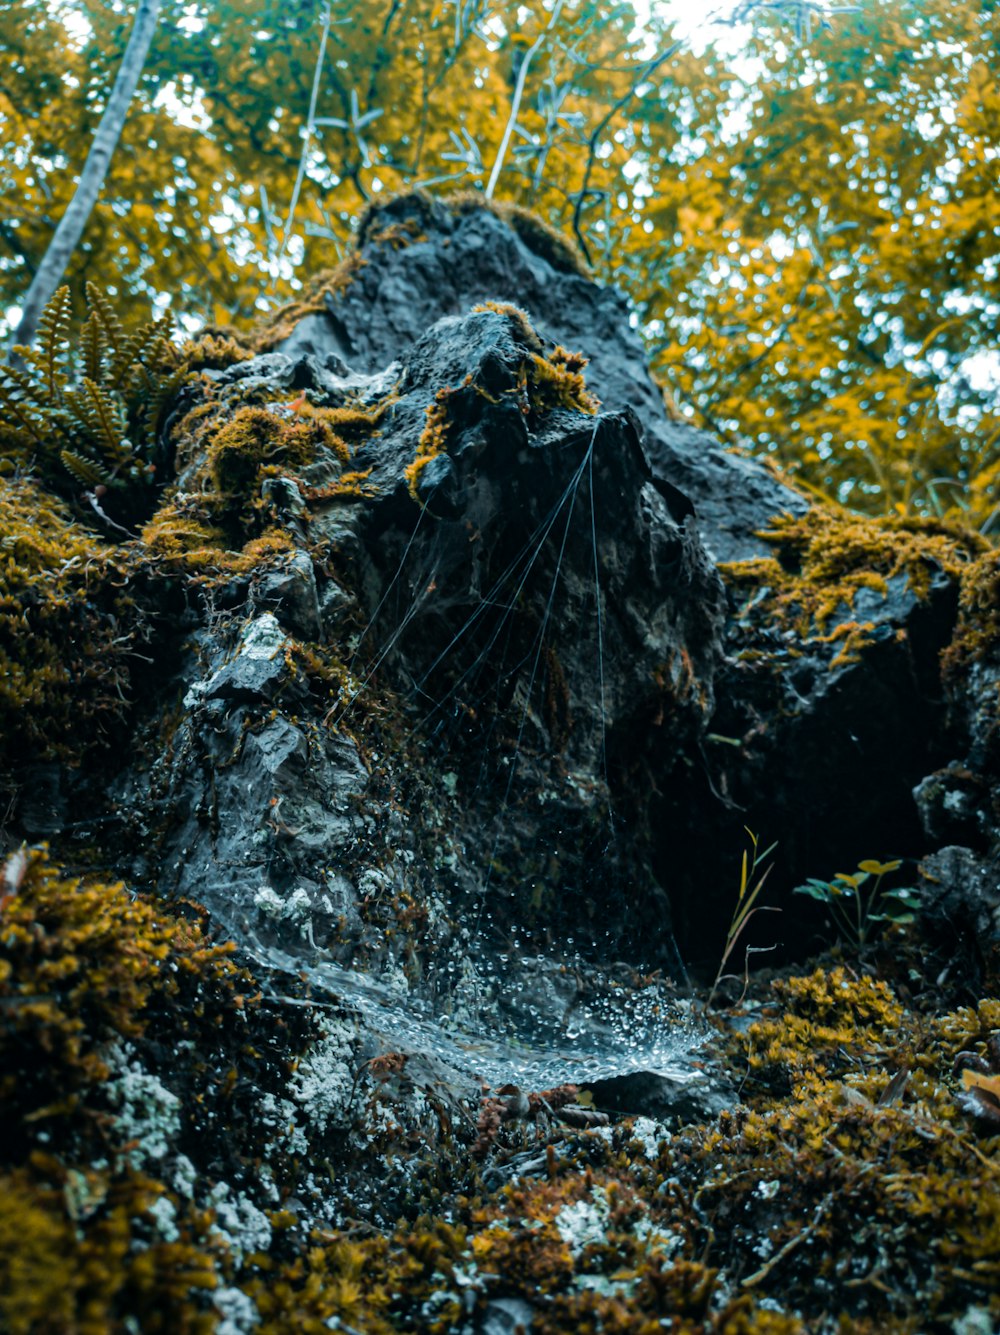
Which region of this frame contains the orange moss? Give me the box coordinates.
[405,388,454,501]
[721,506,985,665]
[305,468,377,502]
[252,252,367,352]
[527,345,601,416]
[471,300,544,351]
[0,479,134,766]
[941,549,1000,680]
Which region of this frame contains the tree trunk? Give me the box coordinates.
[6,0,162,362]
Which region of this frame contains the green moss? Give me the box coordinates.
[721,506,986,666]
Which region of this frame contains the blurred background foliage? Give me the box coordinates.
[1,0,997,522]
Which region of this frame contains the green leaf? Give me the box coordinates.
[793,882,831,901]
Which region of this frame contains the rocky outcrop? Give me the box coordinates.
[3,193,1000,1334]
[8,191,1000,984]
[268,191,806,565]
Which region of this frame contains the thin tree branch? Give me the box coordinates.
[486,0,565,200]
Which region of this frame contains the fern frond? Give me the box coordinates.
[64,378,128,461]
[109,315,173,390]
[0,362,53,411]
[85,283,124,358]
[0,394,48,446]
[142,364,193,441]
[32,286,74,402]
[0,365,53,444]
[80,310,107,382]
[60,448,110,488]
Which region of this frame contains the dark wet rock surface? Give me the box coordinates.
[274,192,806,565]
[5,199,1000,1333]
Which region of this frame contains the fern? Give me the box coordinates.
[63,378,129,464]
[142,362,190,441]
[0,285,191,529]
[80,310,107,383]
[60,448,110,489]
[109,314,172,391]
[17,285,74,402]
[84,283,125,359]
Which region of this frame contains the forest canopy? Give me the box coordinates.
[1,0,997,521]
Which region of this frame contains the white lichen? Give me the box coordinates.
[213,1285,261,1335]
[240,613,287,660]
[147,1194,180,1243]
[556,1186,611,1258]
[209,1181,273,1265]
[629,1115,668,1161]
[290,1019,358,1135]
[105,1046,182,1170]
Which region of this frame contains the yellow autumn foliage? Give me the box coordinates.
[1,0,996,522]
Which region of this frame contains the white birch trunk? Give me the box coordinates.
[6,0,162,360]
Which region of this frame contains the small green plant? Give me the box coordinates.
[794,858,920,949]
[0,283,188,527]
[708,828,779,1008]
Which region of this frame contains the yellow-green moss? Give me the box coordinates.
[673,968,1000,1325]
[405,387,454,501]
[471,300,545,352]
[139,502,296,580]
[941,549,1000,679]
[0,479,135,766]
[0,848,275,1333]
[0,848,241,1117]
[304,468,377,503]
[721,506,986,665]
[526,345,601,416]
[179,332,255,373]
[365,217,428,250]
[206,407,319,498]
[148,389,389,572]
[0,1165,221,1335]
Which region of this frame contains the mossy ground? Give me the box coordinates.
[2,842,996,1332]
[239,959,998,1335]
[0,849,317,1334]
